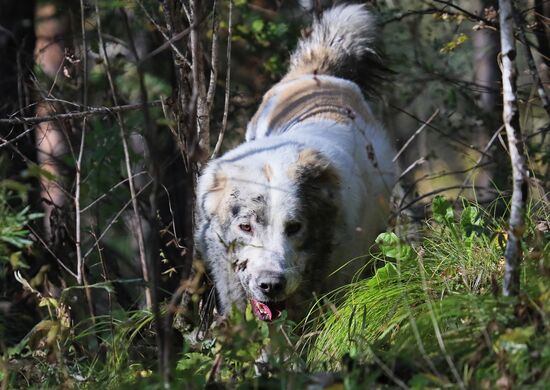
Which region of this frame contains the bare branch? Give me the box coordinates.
[397,185,498,214]
[393,109,439,162]
[188,0,210,157]
[514,8,550,119]
[454,125,504,202]
[0,100,165,127]
[94,0,152,308]
[212,0,233,159]
[389,103,493,158]
[398,157,427,180]
[432,0,498,28]
[135,0,189,66]
[81,171,147,213]
[27,224,78,280]
[83,180,153,260]
[76,0,88,286]
[75,116,86,285]
[367,347,410,389]
[206,0,219,112]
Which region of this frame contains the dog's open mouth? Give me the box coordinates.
[250,299,285,321]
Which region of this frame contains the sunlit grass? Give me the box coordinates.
[309,196,550,387]
[4,197,549,388]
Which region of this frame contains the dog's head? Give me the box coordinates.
[196,147,341,321]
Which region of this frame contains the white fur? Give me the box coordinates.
[289,4,378,74]
[195,5,397,318]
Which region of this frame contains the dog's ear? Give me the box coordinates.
[197,165,231,219]
[289,148,341,200]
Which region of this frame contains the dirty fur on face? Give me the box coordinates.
[195,4,397,322]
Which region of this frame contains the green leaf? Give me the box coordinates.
[23,163,56,181]
[375,232,415,261]
[460,206,483,236]
[432,195,454,227]
[176,352,213,373]
[367,262,398,289]
[1,234,32,248]
[251,19,264,33]
[9,251,29,269]
[440,33,468,54]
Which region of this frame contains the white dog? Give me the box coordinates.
[195,4,397,322]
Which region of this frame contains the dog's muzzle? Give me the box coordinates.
[250,271,288,321]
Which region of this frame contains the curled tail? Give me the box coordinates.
[285,4,388,93]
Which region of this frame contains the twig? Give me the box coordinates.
[367,347,410,390]
[211,0,233,159]
[0,100,164,126]
[92,230,115,350]
[206,353,223,384]
[382,8,440,25]
[75,116,86,285]
[454,125,504,202]
[138,28,191,66]
[122,7,166,385]
[160,184,185,249]
[526,124,550,140]
[499,0,529,297]
[27,224,78,280]
[398,157,426,180]
[389,104,492,158]
[188,0,210,156]
[205,0,219,112]
[397,185,498,213]
[134,0,189,66]
[393,109,439,162]
[83,180,153,259]
[514,8,550,119]
[432,0,497,28]
[80,171,147,213]
[397,162,495,211]
[94,0,152,308]
[76,0,88,286]
[0,127,35,149]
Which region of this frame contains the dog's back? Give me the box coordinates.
[196,4,397,320]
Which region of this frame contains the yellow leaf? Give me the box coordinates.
[39,297,58,309]
[162,267,177,277]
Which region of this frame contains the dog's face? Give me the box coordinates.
[196,148,341,320]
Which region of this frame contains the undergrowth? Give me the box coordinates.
[310,196,550,388]
[2,196,549,389]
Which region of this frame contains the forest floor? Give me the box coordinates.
[1,196,549,389]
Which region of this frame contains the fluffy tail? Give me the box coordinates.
[286,4,387,93]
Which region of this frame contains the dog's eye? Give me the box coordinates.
[239,223,252,233]
[285,222,302,236]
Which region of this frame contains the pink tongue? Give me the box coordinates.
[250,299,273,321]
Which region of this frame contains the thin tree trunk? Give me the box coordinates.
[187,0,210,159]
[473,0,502,201]
[498,0,529,297]
[474,0,500,113]
[159,0,198,384]
[534,0,550,73]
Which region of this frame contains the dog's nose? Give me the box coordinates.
[256,272,286,297]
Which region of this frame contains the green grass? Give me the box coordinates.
[3,196,549,388]
[309,196,550,388]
